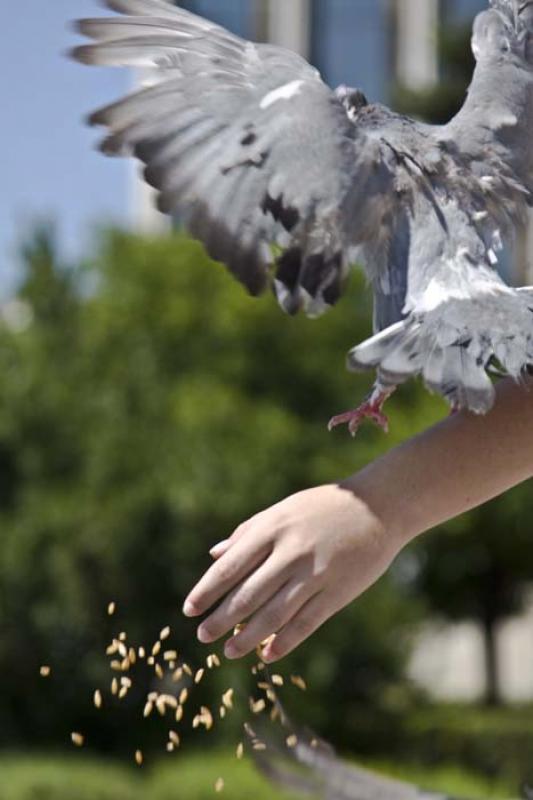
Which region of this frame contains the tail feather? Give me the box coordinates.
[348,288,533,414]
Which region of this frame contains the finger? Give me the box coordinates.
[261,592,334,663]
[224,578,319,660]
[197,555,293,644]
[209,519,254,559]
[183,534,271,618]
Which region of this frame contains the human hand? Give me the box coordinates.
[182,484,402,663]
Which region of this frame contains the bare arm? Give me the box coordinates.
[183,377,533,663]
[348,376,533,546]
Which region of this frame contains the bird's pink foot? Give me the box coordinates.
[328,401,390,437]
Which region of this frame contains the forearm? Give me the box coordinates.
[342,377,533,546]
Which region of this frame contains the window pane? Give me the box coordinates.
[311,0,390,102]
[177,0,256,38]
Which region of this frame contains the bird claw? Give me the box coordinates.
[328,403,390,437]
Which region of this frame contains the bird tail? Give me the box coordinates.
[348,288,533,414]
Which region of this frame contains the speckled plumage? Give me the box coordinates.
[72,0,533,418]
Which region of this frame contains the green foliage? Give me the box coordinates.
[0,749,519,800]
[0,226,437,754]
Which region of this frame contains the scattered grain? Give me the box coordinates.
[219,706,226,719]
[290,675,307,691]
[236,742,244,759]
[252,741,266,751]
[143,701,153,718]
[160,626,171,641]
[222,689,234,709]
[286,734,298,748]
[250,698,266,714]
[135,750,143,766]
[40,666,51,678]
[179,688,188,704]
[182,663,192,676]
[94,690,103,709]
[107,602,116,616]
[215,777,225,793]
[169,730,180,746]
[152,641,161,657]
[194,668,205,684]
[138,647,146,659]
[271,674,284,686]
[175,705,184,722]
[119,632,127,642]
[164,650,178,662]
[166,742,175,753]
[71,732,84,747]
[111,678,118,696]
[172,667,183,683]
[155,663,164,679]
[119,686,128,700]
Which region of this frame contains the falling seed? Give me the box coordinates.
[117,642,127,658]
[233,623,246,636]
[71,732,84,747]
[215,777,225,793]
[257,682,270,691]
[270,707,280,722]
[111,678,118,695]
[128,648,137,665]
[110,660,122,672]
[250,698,266,714]
[286,734,298,748]
[155,664,164,679]
[107,602,116,616]
[290,675,307,691]
[147,656,155,666]
[172,667,183,683]
[135,750,143,766]
[207,654,220,668]
[138,647,146,659]
[148,692,158,702]
[168,661,176,670]
[222,689,234,709]
[219,706,226,719]
[266,689,277,703]
[143,701,153,718]
[94,690,103,709]
[152,641,162,657]
[164,650,178,662]
[166,742,175,753]
[106,643,118,656]
[179,688,188,704]
[121,677,132,688]
[271,674,284,686]
[175,705,184,722]
[160,626,171,641]
[119,632,127,642]
[40,666,51,678]
[244,722,256,738]
[182,663,193,676]
[236,742,244,759]
[169,730,180,746]
[311,738,319,748]
[156,697,167,716]
[252,741,266,751]
[194,668,205,684]
[119,686,128,700]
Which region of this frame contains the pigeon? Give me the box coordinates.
[71,0,533,435]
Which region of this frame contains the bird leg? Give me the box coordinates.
[328,385,396,437]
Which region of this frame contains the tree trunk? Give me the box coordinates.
[481,613,500,706]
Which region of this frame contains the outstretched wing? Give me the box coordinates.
[72,0,396,317]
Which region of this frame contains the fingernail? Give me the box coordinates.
[224,640,238,659]
[209,539,229,557]
[197,626,213,644]
[182,599,197,617]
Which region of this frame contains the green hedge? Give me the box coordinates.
[0,750,518,800]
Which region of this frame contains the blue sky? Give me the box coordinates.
[0,1,131,297]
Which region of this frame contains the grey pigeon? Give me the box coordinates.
[71,0,533,435]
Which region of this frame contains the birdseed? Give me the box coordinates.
[236,742,244,759]
[222,688,234,709]
[164,650,178,662]
[71,732,84,747]
[169,730,180,746]
[152,641,161,657]
[40,666,51,678]
[143,701,153,718]
[271,674,284,686]
[194,668,205,684]
[160,626,171,641]
[94,690,103,709]
[179,688,188,704]
[290,675,307,691]
[107,602,116,616]
[111,678,118,696]
[286,734,298,748]
[215,777,225,793]
[155,664,164,679]
[250,698,266,714]
[135,750,143,766]
[175,705,184,722]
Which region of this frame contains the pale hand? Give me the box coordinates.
[182,484,401,663]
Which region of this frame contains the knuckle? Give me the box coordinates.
[262,607,285,631]
[215,561,236,583]
[292,614,314,637]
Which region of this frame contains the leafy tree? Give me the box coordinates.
[0,226,439,754]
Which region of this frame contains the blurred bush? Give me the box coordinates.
[0,225,438,754]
